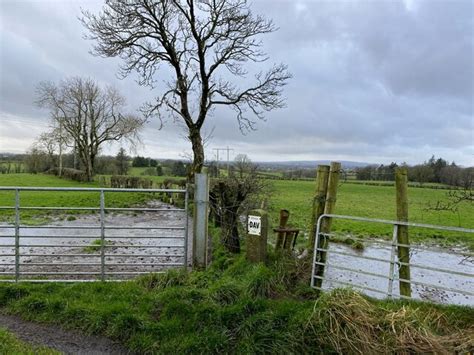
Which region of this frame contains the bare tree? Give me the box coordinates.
[36,77,144,181]
[81,0,291,179]
[233,153,253,178]
[429,168,473,212]
[35,131,61,169]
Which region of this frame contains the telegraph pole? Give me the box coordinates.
[213,147,234,177]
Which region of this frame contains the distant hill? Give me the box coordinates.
[256,160,371,170]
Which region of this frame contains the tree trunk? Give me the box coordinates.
[189,127,204,181]
[221,205,240,253]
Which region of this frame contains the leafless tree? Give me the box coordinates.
[429,168,473,212]
[81,0,291,179]
[233,153,253,178]
[36,77,144,181]
[35,131,61,168]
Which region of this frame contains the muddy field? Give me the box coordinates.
[322,241,474,306]
[0,201,192,281]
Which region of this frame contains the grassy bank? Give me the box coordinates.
[0,241,473,354]
[0,328,58,354]
[269,180,474,247]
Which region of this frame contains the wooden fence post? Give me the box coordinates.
[395,167,411,297]
[314,162,341,289]
[307,165,330,252]
[246,209,268,263]
[275,209,290,249]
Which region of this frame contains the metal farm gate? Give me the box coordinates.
[0,186,190,282]
[311,214,474,306]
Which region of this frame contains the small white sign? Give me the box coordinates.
[248,215,262,236]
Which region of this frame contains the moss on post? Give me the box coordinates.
[307,165,330,252]
[314,162,341,289]
[395,167,412,297]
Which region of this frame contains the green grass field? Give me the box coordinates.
[268,180,474,247]
[0,174,153,224]
[0,173,472,247]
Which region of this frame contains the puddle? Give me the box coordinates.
[322,241,473,306]
[0,201,192,280]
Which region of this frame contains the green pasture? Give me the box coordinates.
[128,166,172,177]
[0,174,154,224]
[268,180,474,248]
[0,173,472,247]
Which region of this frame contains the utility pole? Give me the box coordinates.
[213,147,234,177]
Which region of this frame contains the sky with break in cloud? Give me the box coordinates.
[0,0,473,166]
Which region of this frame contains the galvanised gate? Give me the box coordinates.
[0,186,190,282]
[311,214,474,306]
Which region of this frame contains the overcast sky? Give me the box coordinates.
[0,0,473,165]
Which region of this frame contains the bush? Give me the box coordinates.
[47,168,89,182]
[110,176,153,189]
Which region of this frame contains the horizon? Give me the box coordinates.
[1,0,473,166]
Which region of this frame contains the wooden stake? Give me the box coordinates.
[307,165,330,251]
[395,167,412,297]
[314,162,341,289]
[275,209,290,249]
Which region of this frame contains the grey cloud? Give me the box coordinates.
[0,0,473,166]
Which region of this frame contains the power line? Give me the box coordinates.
[213,146,234,177]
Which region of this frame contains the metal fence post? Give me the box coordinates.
[310,215,324,288]
[193,173,209,268]
[100,190,105,281]
[183,184,189,269]
[387,224,398,298]
[14,189,20,282]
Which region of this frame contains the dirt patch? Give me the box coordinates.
[0,313,131,354]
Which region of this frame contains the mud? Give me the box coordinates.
[0,313,131,354]
[0,200,192,280]
[322,241,474,306]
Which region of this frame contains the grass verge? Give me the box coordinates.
[0,239,472,354]
[0,327,59,354]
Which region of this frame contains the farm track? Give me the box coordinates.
[0,313,131,354]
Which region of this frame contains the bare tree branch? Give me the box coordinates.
[81,0,291,177]
[36,77,145,181]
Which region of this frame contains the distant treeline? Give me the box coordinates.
[266,156,473,189]
[2,151,189,180]
[354,156,473,188]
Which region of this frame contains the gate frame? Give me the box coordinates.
[0,186,191,282]
[311,213,474,301]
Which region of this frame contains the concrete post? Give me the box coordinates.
[246,209,268,263]
[193,173,209,268]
